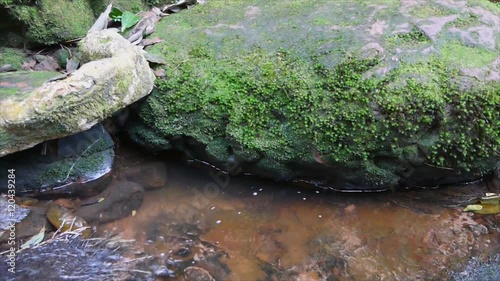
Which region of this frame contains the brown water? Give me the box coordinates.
[99,150,499,281]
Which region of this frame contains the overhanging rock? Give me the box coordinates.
[0,29,155,157]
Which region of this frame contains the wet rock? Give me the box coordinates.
[0,124,114,198]
[486,168,500,193]
[131,0,499,191]
[0,235,141,281]
[183,266,216,281]
[450,255,500,281]
[75,180,144,225]
[152,265,175,278]
[0,197,29,231]
[0,29,155,157]
[46,203,92,238]
[0,196,44,244]
[118,161,167,190]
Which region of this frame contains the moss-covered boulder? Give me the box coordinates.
[0,30,155,157]
[0,0,149,46]
[132,0,499,190]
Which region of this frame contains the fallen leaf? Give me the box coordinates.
[121,11,142,32]
[98,197,105,203]
[473,205,500,215]
[20,226,45,250]
[464,205,483,212]
[140,37,163,47]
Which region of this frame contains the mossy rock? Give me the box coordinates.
[0,30,155,157]
[0,124,114,197]
[131,0,499,190]
[0,47,26,69]
[0,0,149,46]
[1,0,96,46]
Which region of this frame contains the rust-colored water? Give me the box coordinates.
[99,152,499,281]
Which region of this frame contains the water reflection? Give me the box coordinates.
[99,151,499,281]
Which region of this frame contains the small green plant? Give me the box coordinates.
[109,7,141,32]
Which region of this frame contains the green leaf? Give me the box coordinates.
[463,204,483,212]
[20,226,45,250]
[109,7,123,21]
[121,11,141,32]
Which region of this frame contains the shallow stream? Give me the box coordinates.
[99,149,499,281]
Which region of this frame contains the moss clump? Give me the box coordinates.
[127,121,172,152]
[386,27,430,46]
[408,3,455,18]
[0,47,26,69]
[6,0,95,45]
[37,148,113,188]
[139,46,498,185]
[439,41,497,68]
[447,13,482,29]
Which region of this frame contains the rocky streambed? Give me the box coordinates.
[1,145,499,281]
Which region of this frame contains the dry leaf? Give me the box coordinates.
[20,226,45,250]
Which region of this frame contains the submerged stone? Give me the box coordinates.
[131,0,499,190]
[75,180,145,225]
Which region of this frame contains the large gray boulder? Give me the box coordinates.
[0,29,156,157]
[131,0,499,190]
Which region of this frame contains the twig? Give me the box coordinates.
[424,163,454,170]
[62,128,105,182]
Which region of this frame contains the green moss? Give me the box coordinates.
[467,0,500,13]
[8,0,95,45]
[0,47,26,69]
[255,157,294,180]
[439,41,497,68]
[408,4,455,18]
[206,138,231,162]
[386,27,430,46]
[127,121,171,152]
[37,149,113,186]
[447,13,482,29]
[141,48,498,183]
[0,71,60,100]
